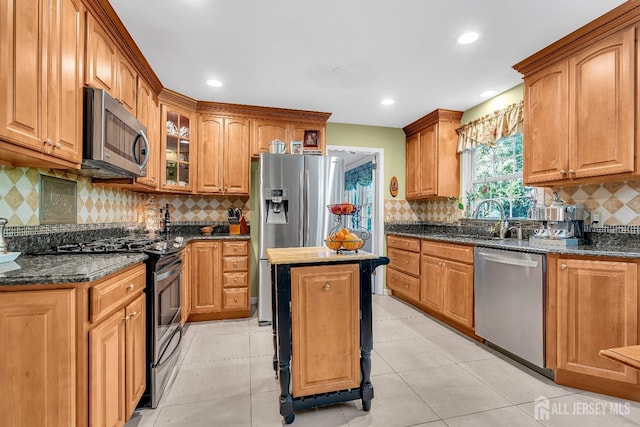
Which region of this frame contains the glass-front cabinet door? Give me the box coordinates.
[161,104,194,192]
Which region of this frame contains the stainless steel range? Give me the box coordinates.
[35,234,185,408]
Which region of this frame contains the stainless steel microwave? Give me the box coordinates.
[82,87,149,178]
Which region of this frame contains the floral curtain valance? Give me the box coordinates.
[456,101,524,153]
[344,161,373,191]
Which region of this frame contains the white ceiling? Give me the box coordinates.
[109,0,626,128]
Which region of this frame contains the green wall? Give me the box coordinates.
[461,84,524,124]
[326,123,407,199]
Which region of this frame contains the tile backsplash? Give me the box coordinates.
[0,166,249,231]
[390,180,640,226]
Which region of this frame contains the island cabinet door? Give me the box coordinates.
[290,264,360,397]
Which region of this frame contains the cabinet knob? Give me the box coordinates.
[233,262,238,267]
[233,297,238,303]
[234,277,238,282]
[404,284,409,288]
[561,264,568,270]
[234,246,238,252]
[150,177,156,182]
[127,283,134,290]
[324,284,331,291]
[131,311,138,317]
[55,142,62,149]
[568,169,575,176]
[44,138,53,146]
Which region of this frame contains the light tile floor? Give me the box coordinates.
[126,295,640,427]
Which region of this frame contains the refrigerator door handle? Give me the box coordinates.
[299,170,305,246]
[304,170,310,246]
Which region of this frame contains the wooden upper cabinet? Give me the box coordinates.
[86,14,138,114]
[403,109,462,199]
[161,104,195,192]
[197,115,250,195]
[135,78,160,189]
[555,258,638,384]
[569,26,635,179]
[117,57,138,114]
[0,0,84,167]
[86,14,117,94]
[252,119,290,155]
[405,133,420,199]
[523,61,569,184]
[516,15,638,186]
[419,124,437,196]
[224,117,250,194]
[197,116,224,193]
[250,119,327,157]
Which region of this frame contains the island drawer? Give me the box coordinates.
[387,235,420,252]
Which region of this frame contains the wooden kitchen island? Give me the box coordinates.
[266,247,389,424]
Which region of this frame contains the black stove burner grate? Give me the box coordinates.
[48,236,164,254]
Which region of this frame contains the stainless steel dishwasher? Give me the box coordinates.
[474,247,551,377]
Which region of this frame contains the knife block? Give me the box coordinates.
[230,216,249,235]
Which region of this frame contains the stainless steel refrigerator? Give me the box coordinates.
[258,153,344,324]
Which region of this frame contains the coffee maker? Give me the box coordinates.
[530,193,585,246]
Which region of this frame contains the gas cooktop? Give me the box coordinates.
[32,235,184,255]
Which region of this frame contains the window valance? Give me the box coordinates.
[456,101,524,153]
[344,161,373,191]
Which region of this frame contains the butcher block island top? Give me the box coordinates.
[266,246,380,265]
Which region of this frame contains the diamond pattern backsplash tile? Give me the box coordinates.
[384,198,460,222]
[0,165,250,229]
[552,180,640,226]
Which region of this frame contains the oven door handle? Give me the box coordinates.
[156,262,182,282]
[155,326,183,368]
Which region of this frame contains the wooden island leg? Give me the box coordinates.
[276,265,295,424]
[360,261,375,411]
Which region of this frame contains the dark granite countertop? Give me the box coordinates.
[0,253,148,286]
[0,233,251,287]
[387,231,640,259]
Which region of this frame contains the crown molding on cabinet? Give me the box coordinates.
[84,0,163,94]
[403,109,463,137]
[196,101,332,123]
[513,1,640,76]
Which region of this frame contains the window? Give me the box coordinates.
[464,133,536,219]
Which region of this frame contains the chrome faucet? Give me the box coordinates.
[472,199,509,238]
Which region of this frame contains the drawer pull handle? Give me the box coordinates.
[324,284,331,291]
[561,264,567,270]
[127,283,135,290]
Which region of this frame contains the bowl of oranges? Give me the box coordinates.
[325,228,365,253]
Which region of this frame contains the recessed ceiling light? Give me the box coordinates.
[206,79,223,87]
[479,90,498,98]
[457,32,479,45]
[381,99,395,106]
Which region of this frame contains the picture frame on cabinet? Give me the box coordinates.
[291,141,302,155]
[303,130,319,148]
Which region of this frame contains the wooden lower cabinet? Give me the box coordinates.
[89,276,146,427]
[189,239,250,321]
[181,243,192,324]
[290,264,360,397]
[386,235,421,303]
[420,241,474,330]
[0,288,76,426]
[549,256,639,396]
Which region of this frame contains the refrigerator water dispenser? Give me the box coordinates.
[264,188,288,224]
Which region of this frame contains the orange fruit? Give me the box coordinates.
[333,232,346,241]
[325,239,342,250]
[342,233,363,251]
